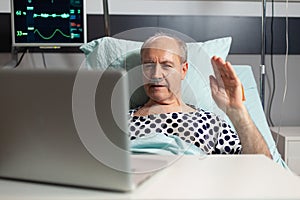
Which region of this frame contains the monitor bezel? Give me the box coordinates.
[11,0,87,48]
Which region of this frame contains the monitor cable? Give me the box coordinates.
[267,0,276,127]
[14,47,28,68]
[274,0,289,149]
[41,52,47,69]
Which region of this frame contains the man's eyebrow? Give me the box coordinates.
[142,59,175,65]
[142,59,155,63]
[160,60,175,65]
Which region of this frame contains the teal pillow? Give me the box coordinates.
[80,36,232,110]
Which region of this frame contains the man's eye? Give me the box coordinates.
[162,64,172,68]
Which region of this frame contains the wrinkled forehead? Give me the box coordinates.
[141,36,182,58]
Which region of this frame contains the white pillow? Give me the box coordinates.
[80,36,232,110]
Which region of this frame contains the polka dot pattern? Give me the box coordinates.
[128,107,242,154]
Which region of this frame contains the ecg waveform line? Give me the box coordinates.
[33,13,70,18]
[34,29,71,40]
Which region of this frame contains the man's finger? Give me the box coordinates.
[211,56,225,88]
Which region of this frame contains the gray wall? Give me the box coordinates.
[1,0,300,126]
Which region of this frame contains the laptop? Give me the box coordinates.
[0,68,168,192]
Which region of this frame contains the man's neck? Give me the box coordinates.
[134,100,196,116]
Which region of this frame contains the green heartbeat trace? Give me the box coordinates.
[34,29,71,40]
[33,13,70,18]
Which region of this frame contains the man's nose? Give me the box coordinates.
[152,62,163,78]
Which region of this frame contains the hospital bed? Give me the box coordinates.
[80,34,287,168]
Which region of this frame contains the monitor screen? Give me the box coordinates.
[11,0,86,47]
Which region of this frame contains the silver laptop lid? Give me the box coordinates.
[0,68,134,191]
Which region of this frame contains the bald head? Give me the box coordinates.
[141,33,187,63]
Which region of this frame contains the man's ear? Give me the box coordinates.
[181,62,188,80]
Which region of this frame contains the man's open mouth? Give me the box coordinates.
[150,84,167,88]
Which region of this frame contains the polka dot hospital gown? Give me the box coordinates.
[129,107,242,154]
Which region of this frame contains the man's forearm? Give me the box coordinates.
[226,106,272,159]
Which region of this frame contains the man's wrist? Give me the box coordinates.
[226,105,252,129]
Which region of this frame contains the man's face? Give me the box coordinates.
[141,47,187,105]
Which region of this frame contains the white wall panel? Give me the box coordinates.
[108,0,300,17]
[1,0,300,17]
[0,0,10,12]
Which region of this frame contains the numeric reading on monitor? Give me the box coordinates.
[12,0,85,46]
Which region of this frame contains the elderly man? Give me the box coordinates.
[128,33,271,158]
